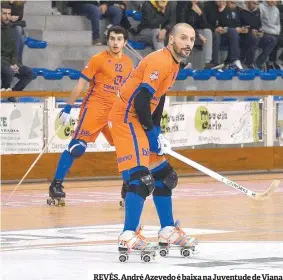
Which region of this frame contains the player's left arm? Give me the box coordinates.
[152,94,166,127]
[66,77,88,105]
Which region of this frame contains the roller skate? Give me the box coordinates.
[119,181,128,208]
[118,225,159,263]
[158,220,199,257]
[47,179,66,206]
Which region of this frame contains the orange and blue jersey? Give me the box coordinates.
[109,48,180,172]
[72,50,133,143]
[80,50,133,109]
[112,47,180,124]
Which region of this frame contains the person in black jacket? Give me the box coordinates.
[204,1,245,69]
[239,0,277,69]
[1,3,33,99]
[7,1,26,64]
[135,0,175,50]
[176,1,213,68]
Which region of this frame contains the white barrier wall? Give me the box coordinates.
[0,98,277,155]
[0,104,44,154]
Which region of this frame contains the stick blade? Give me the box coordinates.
[254,180,280,201]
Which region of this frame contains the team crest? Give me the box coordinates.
[149,70,159,81]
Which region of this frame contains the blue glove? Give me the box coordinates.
[145,126,161,154]
[59,104,72,125]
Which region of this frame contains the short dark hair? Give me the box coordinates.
[1,3,11,10]
[106,25,128,41]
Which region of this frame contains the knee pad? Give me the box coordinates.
[127,166,155,200]
[151,161,178,196]
[68,139,87,158]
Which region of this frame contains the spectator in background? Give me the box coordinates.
[7,0,26,64]
[266,1,283,69]
[1,3,33,101]
[134,0,175,50]
[51,1,62,15]
[69,1,125,46]
[176,0,213,69]
[204,0,226,67]
[217,1,246,69]
[259,0,280,69]
[239,0,277,69]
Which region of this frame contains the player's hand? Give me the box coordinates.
[59,104,72,125]
[145,127,161,154]
[157,134,171,155]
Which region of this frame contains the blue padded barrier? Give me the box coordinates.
[18,97,41,103]
[193,70,211,80]
[244,97,260,101]
[237,72,256,80]
[127,39,146,50]
[25,37,47,48]
[222,97,238,101]
[56,68,81,80]
[215,71,233,80]
[33,68,49,76]
[260,72,277,80]
[197,98,215,102]
[43,70,64,80]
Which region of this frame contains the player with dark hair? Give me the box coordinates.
[48,26,133,206]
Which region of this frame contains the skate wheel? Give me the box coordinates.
[192,247,200,255]
[119,254,128,263]
[159,248,168,257]
[47,198,52,205]
[181,248,190,257]
[119,199,124,208]
[59,199,65,207]
[142,254,151,263]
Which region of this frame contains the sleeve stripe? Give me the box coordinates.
[139,83,155,95]
[80,73,90,82]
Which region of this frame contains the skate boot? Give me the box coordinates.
[119,181,128,208]
[118,225,159,263]
[47,179,66,206]
[158,220,199,257]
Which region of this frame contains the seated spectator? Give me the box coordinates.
[266,1,283,69]
[239,0,277,70]
[176,0,213,69]
[1,3,33,101]
[204,1,244,70]
[52,1,62,15]
[5,0,26,64]
[69,1,125,46]
[134,0,175,50]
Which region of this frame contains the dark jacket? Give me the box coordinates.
[9,1,25,21]
[203,1,220,31]
[176,1,208,29]
[239,7,261,30]
[1,23,18,66]
[218,6,241,28]
[138,1,175,33]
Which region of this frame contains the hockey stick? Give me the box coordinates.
[166,149,279,200]
[3,125,62,206]
[125,43,144,61]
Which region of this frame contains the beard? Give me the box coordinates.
[172,42,191,58]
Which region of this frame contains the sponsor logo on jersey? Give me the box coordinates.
[149,70,159,81]
[117,154,133,163]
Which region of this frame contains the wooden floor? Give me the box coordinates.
[1,173,283,242]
